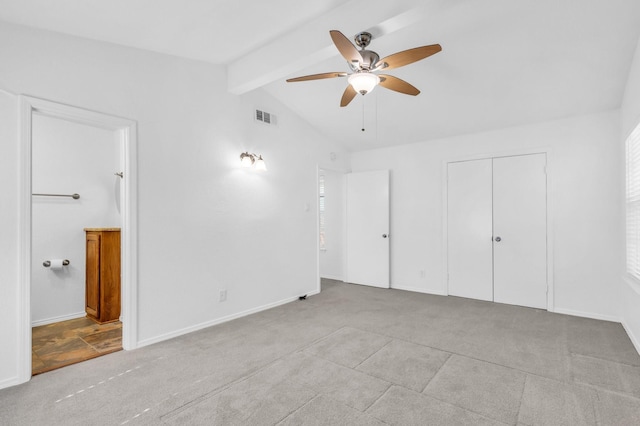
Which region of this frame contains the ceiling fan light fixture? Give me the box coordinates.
[348,72,380,95]
[285,30,441,107]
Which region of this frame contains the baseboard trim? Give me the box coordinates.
[31,312,86,327]
[391,285,447,296]
[552,307,620,323]
[320,274,344,281]
[621,319,640,356]
[137,291,320,349]
[0,376,22,391]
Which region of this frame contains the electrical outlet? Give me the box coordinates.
[219,289,227,302]
[420,270,426,279]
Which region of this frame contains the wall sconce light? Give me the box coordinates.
[240,152,267,171]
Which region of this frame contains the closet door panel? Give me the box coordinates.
[493,154,547,309]
[447,159,494,301]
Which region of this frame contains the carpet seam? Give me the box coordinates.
[361,382,394,413]
[271,394,320,425]
[514,371,528,425]
[158,326,346,421]
[353,339,394,370]
[356,326,586,388]
[420,352,453,394]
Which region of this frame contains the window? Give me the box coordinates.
[319,174,326,250]
[626,122,640,280]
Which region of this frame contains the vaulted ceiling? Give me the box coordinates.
[1,0,639,151]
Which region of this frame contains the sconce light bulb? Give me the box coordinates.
[240,152,254,168]
[254,155,267,171]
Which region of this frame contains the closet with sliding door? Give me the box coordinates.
[447,153,548,309]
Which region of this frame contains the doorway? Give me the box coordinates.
[18,96,138,383]
[446,153,548,309]
[318,168,346,284]
[316,168,391,290]
[31,114,123,374]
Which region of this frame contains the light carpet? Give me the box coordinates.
[1,279,640,425]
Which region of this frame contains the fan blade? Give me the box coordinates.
[330,30,363,65]
[286,72,347,82]
[379,75,420,96]
[340,85,358,107]
[375,44,442,71]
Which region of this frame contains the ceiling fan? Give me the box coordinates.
[286,30,441,107]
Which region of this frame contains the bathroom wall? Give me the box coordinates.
[31,114,120,325]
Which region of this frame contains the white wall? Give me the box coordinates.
[350,110,623,320]
[0,21,348,388]
[31,114,120,325]
[319,169,345,281]
[621,35,640,352]
[0,90,20,388]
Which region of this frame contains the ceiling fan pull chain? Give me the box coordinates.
[362,100,365,132]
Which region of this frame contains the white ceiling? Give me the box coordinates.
[1,0,639,152]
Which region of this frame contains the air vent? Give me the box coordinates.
[255,109,276,126]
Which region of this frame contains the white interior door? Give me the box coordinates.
[346,170,389,288]
[447,159,494,301]
[493,154,547,309]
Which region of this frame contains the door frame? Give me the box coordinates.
[442,148,555,312]
[18,96,138,383]
[316,165,348,291]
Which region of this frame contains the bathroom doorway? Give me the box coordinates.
[30,114,122,374]
[19,96,138,382]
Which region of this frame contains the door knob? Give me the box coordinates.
[382,234,388,238]
[494,236,501,242]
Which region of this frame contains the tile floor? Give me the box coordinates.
[32,317,122,375]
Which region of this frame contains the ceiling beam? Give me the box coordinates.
[226,0,432,95]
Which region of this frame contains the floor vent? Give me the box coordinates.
[255,109,276,125]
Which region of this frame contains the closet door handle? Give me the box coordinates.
[494,236,501,242]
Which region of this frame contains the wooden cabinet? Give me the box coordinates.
[84,228,121,323]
